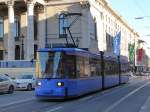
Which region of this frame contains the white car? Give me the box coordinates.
[0,74,15,94]
[15,74,36,91]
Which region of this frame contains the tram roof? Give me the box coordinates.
[38,48,86,52]
[38,48,101,59]
[38,48,127,62]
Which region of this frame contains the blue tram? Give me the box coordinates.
[35,48,130,99]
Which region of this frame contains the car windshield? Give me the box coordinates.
[17,75,33,79]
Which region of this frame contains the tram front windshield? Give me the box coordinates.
[38,51,76,79]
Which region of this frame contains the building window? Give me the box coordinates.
[15,45,20,60]
[59,13,68,38]
[34,44,38,59]
[0,17,4,39]
[0,50,3,60]
[34,16,38,40]
[14,17,20,38]
[94,18,97,40]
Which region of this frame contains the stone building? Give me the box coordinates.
[0,0,139,61]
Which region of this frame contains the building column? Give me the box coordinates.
[97,12,104,51]
[38,6,46,49]
[7,1,15,60]
[26,2,34,60]
[80,6,90,49]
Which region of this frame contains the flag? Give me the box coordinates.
[128,43,135,64]
[137,48,143,62]
[113,31,121,56]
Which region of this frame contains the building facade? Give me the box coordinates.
[137,40,150,68]
[0,0,139,61]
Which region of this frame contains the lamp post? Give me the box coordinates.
[20,34,24,60]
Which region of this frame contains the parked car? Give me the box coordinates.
[14,74,36,91]
[0,74,15,94]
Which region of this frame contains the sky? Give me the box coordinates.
[107,0,150,44]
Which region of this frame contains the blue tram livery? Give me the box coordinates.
[35,48,130,99]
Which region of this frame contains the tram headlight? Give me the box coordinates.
[37,82,42,86]
[57,82,64,87]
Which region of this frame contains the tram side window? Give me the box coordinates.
[113,62,117,74]
[105,60,118,75]
[76,56,91,78]
[90,58,101,76]
[111,61,114,74]
[114,62,119,74]
[109,61,113,75]
[104,61,108,75]
[65,55,76,78]
[121,63,125,73]
[90,58,97,76]
[104,61,110,75]
[76,56,85,78]
[96,60,101,76]
[84,58,90,77]
[109,61,114,75]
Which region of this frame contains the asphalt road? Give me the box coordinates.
[0,76,150,112]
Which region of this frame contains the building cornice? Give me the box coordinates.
[104,0,139,37]
[93,0,139,37]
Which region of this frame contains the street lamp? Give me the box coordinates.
[20,34,24,60]
[135,16,150,20]
[144,34,150,37]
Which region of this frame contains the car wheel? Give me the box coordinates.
[27,84,32,91]
[8,86,14,94]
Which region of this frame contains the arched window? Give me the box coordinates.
[0,17,4,38]
[59,13,68,38]
[14,17,20,38]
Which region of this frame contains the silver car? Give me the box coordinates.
[0,75,15,94]
[15,74,36,91]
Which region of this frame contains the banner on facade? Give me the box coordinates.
[128,43,135,64]
[137,48,143,62]
[113,31,121,56]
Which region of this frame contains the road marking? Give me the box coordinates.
[46,106,63,112]
[104,81,150,112]
[0,97,35,108]
[92,79,147,99]
[139,94,150,112]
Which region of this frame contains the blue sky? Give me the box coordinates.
[107,0,150,43]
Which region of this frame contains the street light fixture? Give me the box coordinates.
[144,34,150,37]
[135,16,150,20]
[20,34,24,60]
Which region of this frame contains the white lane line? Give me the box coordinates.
[79,96,93,102]
[46,106,63,112]
[104,81,150,112]
[0,97,35,108]
[139,95,150,112]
